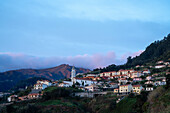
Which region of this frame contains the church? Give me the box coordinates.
[62,66,97,87]
[62,66,76,86]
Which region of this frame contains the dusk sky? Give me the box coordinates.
[0,0,170,71]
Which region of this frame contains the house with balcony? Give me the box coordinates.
[34,83,48,90]
[85,84,100,92]
[119,84,132,94]
[74,77,97,86]
[28,93,42,99]
[132,85,143,94]
[131,71,143,78]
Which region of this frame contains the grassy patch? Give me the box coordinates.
[38,100,75,107]
[113,97,136,113]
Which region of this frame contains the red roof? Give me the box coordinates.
[133,85,141,87]
[75,77,98,82]
[28,93,42,96]
[109,82,117,85]
[75,77,91,80]
[102,71,116,74]
[118,78,127,80]
[34,83,42,85]
[85,76,95,79]
[114,74,127,77]
[120,84,131,87]
[102,76,109,79]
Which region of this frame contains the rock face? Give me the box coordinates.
[0,64,90,92]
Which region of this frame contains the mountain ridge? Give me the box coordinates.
[0,64,90,92]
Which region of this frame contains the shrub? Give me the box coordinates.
[147,86,165,104]
[43,87,70,100]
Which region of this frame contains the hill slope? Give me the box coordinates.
[126,33,170,67]
[95,33,170,72]
[0,64,90,92]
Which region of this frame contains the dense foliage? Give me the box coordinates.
[93,33,170,72]
[11,77,49,91]
[126,34,170,67]
[1,84,170,113]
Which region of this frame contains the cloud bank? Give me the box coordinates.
[0,51,143,72]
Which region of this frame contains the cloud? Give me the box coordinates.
[121,50,144,61]
[0,51,143,72]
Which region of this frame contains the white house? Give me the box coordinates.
[109,83,118,88]
[37,80,52,86]
[63,81,73,86]
[27,93,42,99]
[155,65,166,68]
[58,83,70,87]
[100,71,117,77]
[133,77,142,82]
[118,78,128,84]
[145,81,153,85]
[86,74,98,77]
[85,84,100,92]
[154,81,166,86]
[143,69,150,74]
[34,83,48,90]
[119,84,132,94]
[146,76,152,81]
[131,71,143,78]
[114,75,128,79]
[8,95,18,102]
[146,86,153,91]
[73,78,97,86]
[132,85,143,94]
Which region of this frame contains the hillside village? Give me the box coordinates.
[6,59,169,102]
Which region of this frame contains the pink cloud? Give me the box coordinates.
[121,50,144,61]
[0,50,143,72]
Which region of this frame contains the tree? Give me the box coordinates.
[127,56,132,64]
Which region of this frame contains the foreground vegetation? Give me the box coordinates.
[1,84,170,113]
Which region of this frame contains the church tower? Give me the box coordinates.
[71,66,76,84]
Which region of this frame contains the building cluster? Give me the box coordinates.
[59,64,167,94]
[8,80,52,102]
[7,60,169,102]
[155,60,170,68]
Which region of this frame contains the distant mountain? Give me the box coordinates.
[0,64,90,92]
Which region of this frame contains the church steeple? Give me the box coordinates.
[71,66,76,84]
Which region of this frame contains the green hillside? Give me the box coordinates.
[93,33,170,72]
[126,33,170,67]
